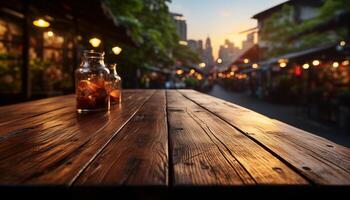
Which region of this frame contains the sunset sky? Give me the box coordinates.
[169,0,286,58]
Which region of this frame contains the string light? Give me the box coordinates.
[332,62,339,68]
[176,69,184,75]
[47,31,54,37]
[279,62,287,68]
[199,63,206,68]
[252,63,258,69]
[302,63,310,69]
[312,60,320,66]
[278,58,288,68]
[217,58,222,64]
[340,41,346,46]
[243,58,249,64]
[342,60,349,66]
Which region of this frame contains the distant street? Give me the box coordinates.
[206,84,350,148]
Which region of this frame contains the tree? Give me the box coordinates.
[105,0,200,87]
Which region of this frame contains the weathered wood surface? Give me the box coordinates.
[178,89,350,185]
[0,89,349,188]
[167,90,307,185]
[75,90,168,186]
[0,90,155,185]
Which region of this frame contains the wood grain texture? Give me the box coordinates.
[0,89,349,187]
[167,90,307,185]
[74,90,168,186]
[178,89,350,185]
[0,95,74,125]
[0,90,155,185]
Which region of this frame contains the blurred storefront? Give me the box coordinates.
[0,0,133,105]
[216,41,349,128]
[214,0,350,128]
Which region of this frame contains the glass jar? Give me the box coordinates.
[107,64,122,104]
[75,50,110,113]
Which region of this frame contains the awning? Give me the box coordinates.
[259,43,336,66]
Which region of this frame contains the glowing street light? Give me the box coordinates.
[33,19,50,28]
[112,46,122,55]
[312,60,320,66]
[89,38,101,48]
[333,62,339,68]
[302,63,310,69]
[252,63,258,69]
[199,63,206,68]
[217,58,222,64]
[243,58,249,64]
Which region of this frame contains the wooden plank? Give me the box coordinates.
[0,90,155,185]
[0,90,137,136]
[75,90,168,186]
[179,89,350,185]
[167,90,307,185]
[0,95,74,124]
[0,90,140,125]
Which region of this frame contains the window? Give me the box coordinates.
[0,16,22,95]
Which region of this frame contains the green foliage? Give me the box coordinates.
[260,0,350,59]
[0,52,21,93]
[105,0,200,74]
[318,0,350,19]
[173,43,201,66]
[184,77,200,88]
[260,4,297,57]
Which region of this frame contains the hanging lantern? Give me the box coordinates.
[33,19,50,28]
[112,46,122,55]
[89,38,101,47]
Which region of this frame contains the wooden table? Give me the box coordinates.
[0,90,349,198]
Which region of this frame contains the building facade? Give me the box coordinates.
[203,37,214,67]
[252,0,322,50]
[242,32,255,51]
[171,13,187,41]
[218,39,239,66]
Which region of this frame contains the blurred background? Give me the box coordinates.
[0,0,349,144]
